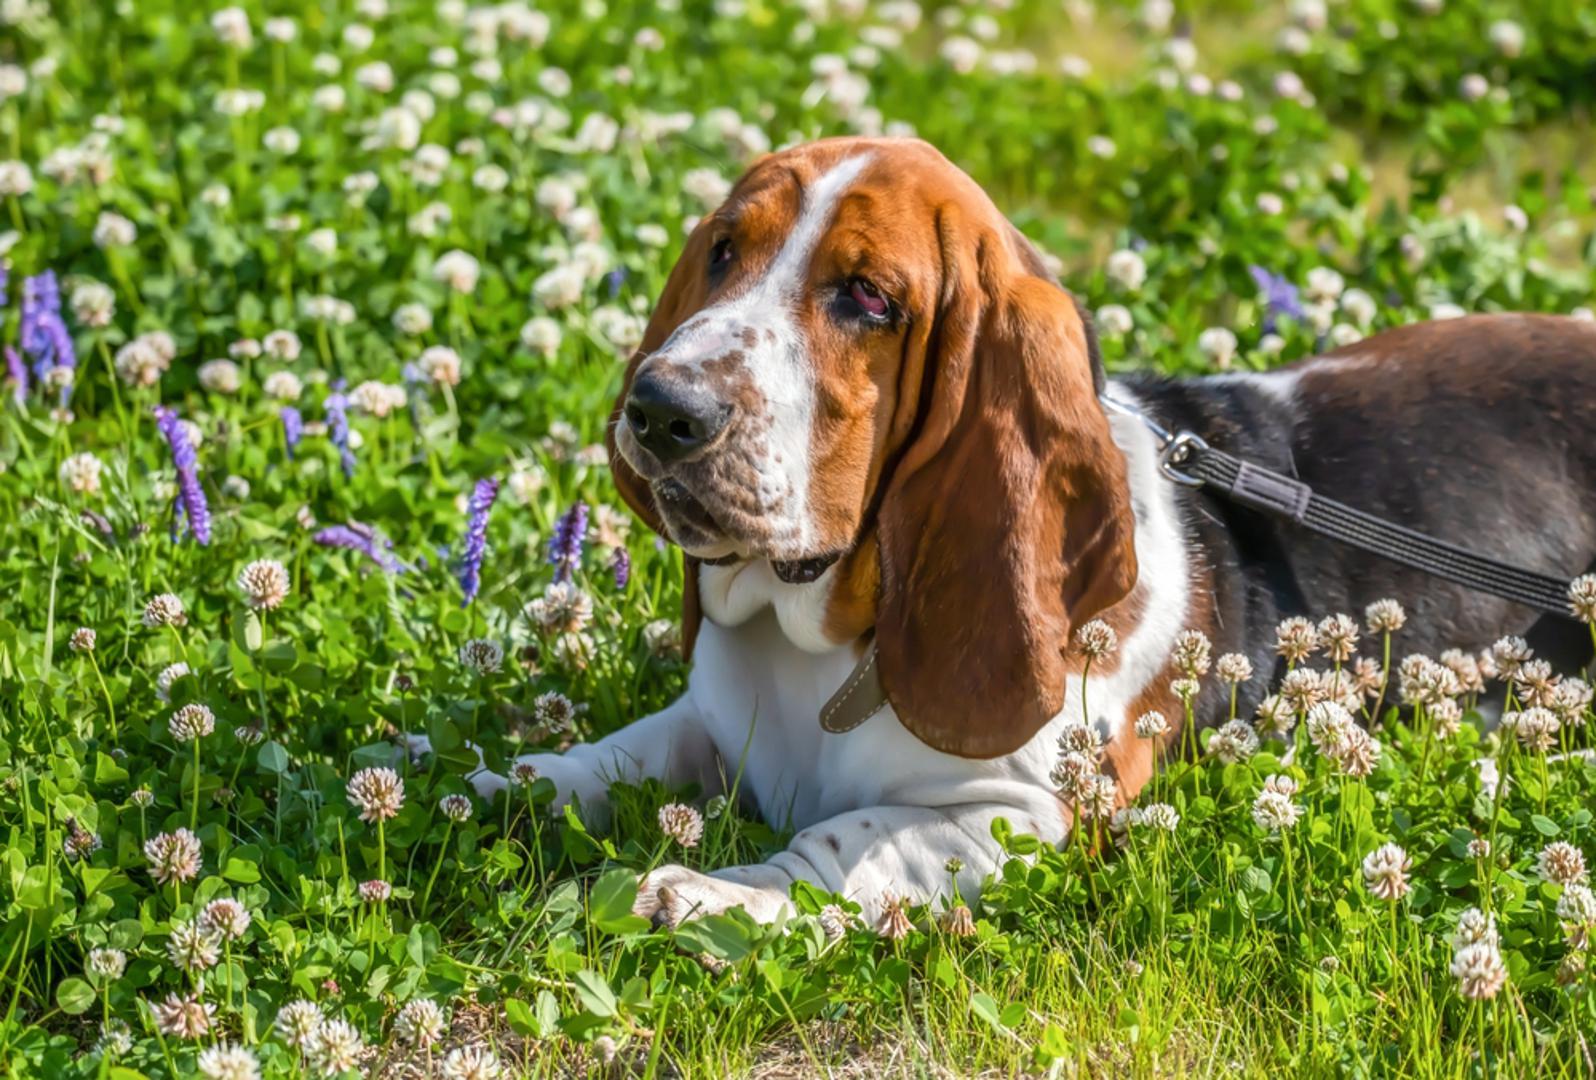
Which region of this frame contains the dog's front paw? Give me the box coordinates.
[634,864,792,928]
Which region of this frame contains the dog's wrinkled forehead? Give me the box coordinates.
[663,153,871,349]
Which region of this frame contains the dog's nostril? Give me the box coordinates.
[625,372,730,463]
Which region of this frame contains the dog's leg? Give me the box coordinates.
[636,797,1066,927]
[405,696,721,815]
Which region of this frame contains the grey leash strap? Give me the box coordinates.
[1103,396,1579,618]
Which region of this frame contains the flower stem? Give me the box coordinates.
[418,821,453,917]
[189,739,201,831]
[88,653,117,744]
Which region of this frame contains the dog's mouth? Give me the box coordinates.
[652,477,844,580]
[619,425,847,578]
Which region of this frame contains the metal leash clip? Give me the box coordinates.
[1100,393,1209,488]
[1158,430,1209,487]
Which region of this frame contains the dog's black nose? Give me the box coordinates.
[624,369,731,463]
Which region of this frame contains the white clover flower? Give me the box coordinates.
[938,35,982,74]
[1251,789,1300,833]
[591,305,643,354]
[262,329,302,361]
[143,592,187,628]
[144,828,202,884]
[354,59,392,94]
[304,228,337,258]
[0,159,32,197]
[392,303,433,336]
[58,452,103,495]
[238,559,290,610]
[1095,304,1133,336]
[1452,906,1498,949]
[151,992,215,1039]
[534,689,583,731]
[1362,843,1411,902]
[1104,249,1146,292]
[1572,575,1596,623]
[0,64,27,101]
[1538,841,1589,886]
[264,16,296,42]
[531,264,586,310]
[418,345,463,386]
[217,87,267,116]
[169,703,216,742]
[93,210,136,249]
[441,1045,501,1080]
[273,1000,323,1050]
[307,1018,363,1076]
[458,637,503,674]
[311,84,347,112]
[363,105,421,151]
[1139,802,1179,831]
[1209,719,1259,763]
[211,7,252,48]
[199,359,243,394]
[167,919,222,973]
[681,168,732,210]
[1459,73,1490,103]
[433,793,472,825]
[472,163,509,192]
[393,998,447,1048]
[659,802,704,847]
[520,314,564,355]
[432,249,481,294]
[1450,941,1506,1000]
[1196,327,1238,368]
[196,1042,260,1080]
[350,380,407,417]
[635,223,670,248]
[263,370,303,402]
[347,767,405,822]
[263,126,300,155]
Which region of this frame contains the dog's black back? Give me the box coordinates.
[1125,314,1596,716]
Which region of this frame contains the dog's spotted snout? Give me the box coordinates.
[624,365,732,464]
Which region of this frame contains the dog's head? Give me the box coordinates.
[608,137,1138,757]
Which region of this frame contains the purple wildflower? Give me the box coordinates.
[610,546,630,591]
[280,406,304,458]
[548,501,587,584]
[603,267,628,298]
[4,345,25,403]
[1248,265,1304,332]
[153,406,211,545]
[20,271,75,382]
[458,477,501,604]
[314,521,409,572]
[325,393,355,478]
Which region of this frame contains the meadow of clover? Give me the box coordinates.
[6,0,1596,1075]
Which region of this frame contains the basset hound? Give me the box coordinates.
[419,136,1596,927]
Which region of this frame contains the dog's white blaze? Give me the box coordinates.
[653,153,873,554]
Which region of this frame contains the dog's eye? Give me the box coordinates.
[709,237,733,270]
[847,277,890,320]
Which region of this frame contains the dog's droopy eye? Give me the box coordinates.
[848,277,890,320]
[709,237,733,269]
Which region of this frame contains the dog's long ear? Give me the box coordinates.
[605,223,716,660]
[873,221,1139,758]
